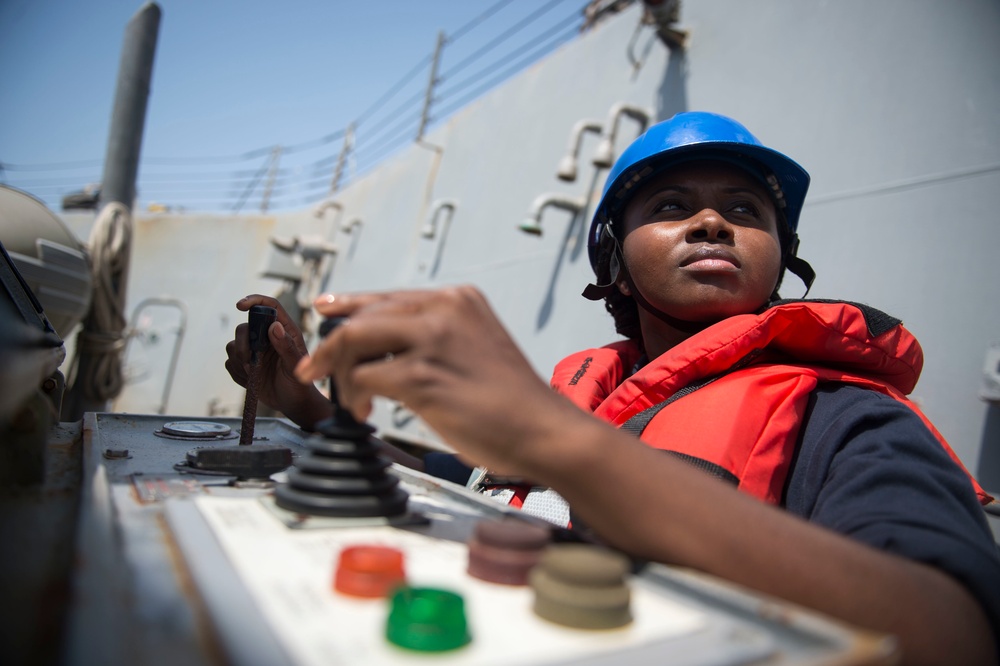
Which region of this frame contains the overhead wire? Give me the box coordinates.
[444,0,517,44]
[351,54,435,130]
[351,0,584,181]
[351,89,427,149]
[433,12,584,121]
[0,158,105,171]
[353,116,424,172]
[8,182,101,194]
[12,168,287,186]
[308,155,339,172]
[278,129,346,156]
[141,146,274,165]
[434,5,583,104]
[437,0,568,82]
[231,157,273,213]
[355,109,424,160]
[136,168,293,181]
[141,179,292,195]
[348,0,518,130]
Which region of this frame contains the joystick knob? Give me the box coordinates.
[273,317,409,518]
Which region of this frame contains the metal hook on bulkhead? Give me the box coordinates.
[341,218,363,234]
[518,194,588,236]
[422,199,458,240]
[420,200,458,277]
[592,103,653,168]
[337,218,363,261]
[556,119,604,182]
[313,198,343,220]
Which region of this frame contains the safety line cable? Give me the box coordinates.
[129,168,293,182]
[446,0,517,44]
[231,157,273,213]
[435,6,583,103]
[437,0,567,81]
[269,129,348,157]
[8,180,101,193]
[352,54,435,130]
[433,18,582,121]
[354,109,425,160]
[0,158,105,171]
[7,1,592,212]
[351,89,427,147]
[354,122,423,171]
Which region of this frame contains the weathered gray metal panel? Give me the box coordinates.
[110,214,289,416]
[60,1,1000,497]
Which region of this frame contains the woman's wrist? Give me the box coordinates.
[282,386,334,431]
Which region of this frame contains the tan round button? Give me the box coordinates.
[530,544,632,629]
[537,543,629,585]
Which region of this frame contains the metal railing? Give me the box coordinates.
[2,0,603,214]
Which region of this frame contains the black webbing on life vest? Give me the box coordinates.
[620,348,764,438]
[618,349,767,487]
[619,374,739,486]
[620,374,721,436]
[664,451,739,486]
[770,299,902,338]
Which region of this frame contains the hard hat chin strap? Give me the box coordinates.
[582,224,622,301]
[782,234,815,296]
[581,258,619,300]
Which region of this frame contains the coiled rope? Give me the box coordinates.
[68,201,132,401]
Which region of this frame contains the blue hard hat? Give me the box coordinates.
[588,111,810,272]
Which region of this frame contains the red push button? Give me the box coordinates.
[333,545,406,598]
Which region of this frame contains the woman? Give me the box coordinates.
[235,112,1000,664]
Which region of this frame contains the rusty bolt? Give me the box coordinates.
[103,448,131,460]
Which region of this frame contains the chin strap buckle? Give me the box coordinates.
[583,224,623,300]
[784,234,815,296]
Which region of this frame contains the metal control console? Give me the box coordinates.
[63,413,895,666]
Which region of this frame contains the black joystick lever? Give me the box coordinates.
[273,317,409,518]
[315,316,373,438]
[183,304,291,483]
[240,305,278,445]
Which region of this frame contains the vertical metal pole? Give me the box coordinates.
[64,2,161,421]
[99,2,162,210]
[416,31,446,142]
[260,145,283,212]
[329,123,355,194]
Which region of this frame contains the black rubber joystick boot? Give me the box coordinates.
[273,318,409,518]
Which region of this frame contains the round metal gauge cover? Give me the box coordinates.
[160,421,234,438]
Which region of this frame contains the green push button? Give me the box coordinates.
[385,587,471,652]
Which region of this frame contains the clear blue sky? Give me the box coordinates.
[0,0,590,212]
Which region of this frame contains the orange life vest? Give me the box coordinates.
[550,301,993,506]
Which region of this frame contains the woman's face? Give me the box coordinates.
[618,160,783,323]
